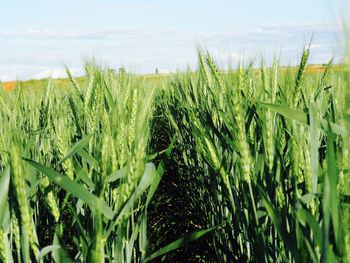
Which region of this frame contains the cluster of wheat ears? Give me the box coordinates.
[0,49,349,262]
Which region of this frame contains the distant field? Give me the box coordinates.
[1,64,341,92]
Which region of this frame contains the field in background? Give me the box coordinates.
[0,51,350,263]
[1,64,344,92]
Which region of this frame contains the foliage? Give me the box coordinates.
[0,50,349,262]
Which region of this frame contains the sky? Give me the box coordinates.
[0,0,346,81]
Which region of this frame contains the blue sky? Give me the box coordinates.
[0,0,345,80]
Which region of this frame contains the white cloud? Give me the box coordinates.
[0,22,343,79]
[0,28,151,40]
[35,69,65,79]
[156,68,171,74]
[34,67,84,80]
[0,75,12,82]
[200,23,340,46]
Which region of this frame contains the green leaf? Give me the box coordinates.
[0,167,10,225]
[25,158,114,220]
[320,120,348,137]
[309,102,319,193]
[326,126,339,246]
[296,208,322,246]
[104,162,156,238]
[67,202,89,246]
[38,245,61,263]
[304,238,319,263]
[146,162,164,207]
[53,224,73,263]
[146,136,176,161]
[260,102,348,136]
[57,134,93,166]
[258,185,300,262]
[77,149,99,169]
[137,163,156,194]
[105,166,128,183]
[68,96,83,138]
[260,102,307,123]
[326,245,338,263]
[76,166,95,190]
[299,193,316,205]
[142,226,218,263]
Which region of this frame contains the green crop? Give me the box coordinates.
[162,49,350,262]
[0,48,349,263]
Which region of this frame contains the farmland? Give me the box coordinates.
[0,49,350,262]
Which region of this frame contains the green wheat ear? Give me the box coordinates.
[293,47,310,107]
[10,143,38,260]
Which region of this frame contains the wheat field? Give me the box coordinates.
[0,49,349,262]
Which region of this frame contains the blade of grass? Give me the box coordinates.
[24,158,114,220]
[56,134,93,167]
[142,226,218,263]
[0,167,10,225]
